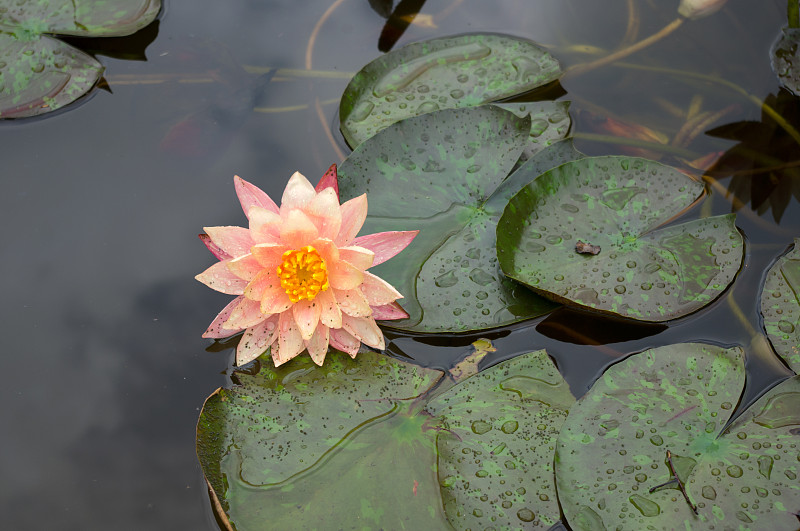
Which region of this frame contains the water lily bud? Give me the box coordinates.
[678,0,728,19]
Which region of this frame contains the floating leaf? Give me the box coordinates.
[761,238,800,373]
[428,349,575,529]
[197,348,573,529]
[0,0,161,118]
[338,107,580,332]
[497,156,744,321]
[196,350,448,530]
[0,33,103,118]
[339,33,561,147]
[556,342,800,530]
[493,101,572,162]
[771,28,800,96]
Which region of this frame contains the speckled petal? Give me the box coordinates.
[236,316,279,366]
[251,243,290,269]
[202,296,246,338]
[225,297,267,330]
[342,314,384,350]
[317,288,342,329]
[244,268,279,301]
[305,324,330,365]
[352,230,418,266]
[336,194,367,246]
[199,233,232,260]
[328,259,364,290]
[334,288,372,317]
[370,301,409,321]
[227,253,263,281]
[329,327,361,357]
[196,261,247,295]
[273,311,305,366]
[260,286,293,315]
[204,226,254,258]
[315,164,339,198]
[292,298,322,340]
[360,271,403,305]
[235,175,279,217]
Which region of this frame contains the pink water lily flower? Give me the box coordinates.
[196,165,417,367]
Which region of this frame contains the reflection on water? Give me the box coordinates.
[1,0,798,529]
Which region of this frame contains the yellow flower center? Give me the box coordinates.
[276,246,329,303]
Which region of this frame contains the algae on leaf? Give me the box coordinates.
[556,342,800,530]
[761,238,800,373]
[197,349,574,530]
[340,33,561,147]
[497,156,744,322]
[338,107,579,333]
[0,0,161,118]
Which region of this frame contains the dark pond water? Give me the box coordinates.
[1,0,798,529]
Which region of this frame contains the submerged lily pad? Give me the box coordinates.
[196,348,573,530]
[761,238,800,373]
[0,0,161,118]
[338,106,579,332]
[340,33,561,147]
[427,349,575,530]
[771,28,800,96]
[556,343,800,530]
[497,156,744,322]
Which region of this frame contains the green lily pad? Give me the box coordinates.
[0,0,161,118]
[497,156,744,322]
[761,238,800,373]
[427,349,576,529]
[555,342,800,530]
[338,106,580,332]
[771,28,800,96]
[197,348,574,530]
[339,33,562,147]
[493,101,572,162]
[196,350,448,530]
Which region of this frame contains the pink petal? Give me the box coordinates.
[342,314,385,350]
[315,164,339,200]
[334,288,372,317]
[196,261,247,295]
[353,230,418,266]
[249,206,283,244]
[371,301,409,321]
[251,243,290,269]
[204,226,254,259]
[305,324,330,366]
[335,194,367,246]
[227,254,263,281]
[313,238,340,264]
[328,259,364,290]
[281,171,316,211]
[330,327,361,357]
[338,246,374,270]
[280,209,319,245]
[317,288,342,329]
[244,268,279,301]
[202,296,246,338]
[236,316,279,366]
[292,298,321,340]
[261,286,293,315]
[360,271,403,305]
[273,311,305,366]
[304,187,342,240]
[224,297,267,330]
[235,175,279,217]
[199,233,232,260]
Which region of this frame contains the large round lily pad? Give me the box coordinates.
[427,349,576,530]
[339,33,562,147]
[556,343,800,530]
[497,156,744,322]
[197,347,575,530]
[338,106,580,333]
[761,238,800,373]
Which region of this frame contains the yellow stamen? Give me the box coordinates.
[276,246,329,303]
